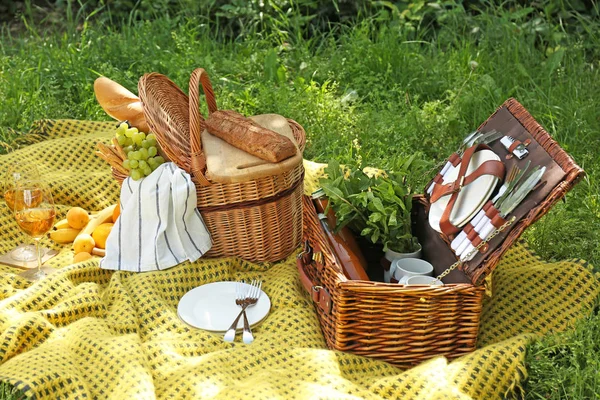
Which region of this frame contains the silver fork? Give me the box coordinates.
[237,280,254,344]
[241,280,262,344]
[223,280,262,344]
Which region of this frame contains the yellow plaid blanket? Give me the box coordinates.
[0,120,597,399]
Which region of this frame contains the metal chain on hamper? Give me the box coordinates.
[436,216,517,280]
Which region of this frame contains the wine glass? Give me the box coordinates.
[12,179,56,281]
[4,162,41,262]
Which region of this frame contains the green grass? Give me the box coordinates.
[523,299,600,399]
[1,2,600,398]
[0,382,24,400]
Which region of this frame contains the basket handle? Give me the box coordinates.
[189,68,219,186]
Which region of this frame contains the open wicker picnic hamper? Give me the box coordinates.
[110,68,305,262]
[297,98,585,367]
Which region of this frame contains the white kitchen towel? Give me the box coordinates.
[100,162,212,272]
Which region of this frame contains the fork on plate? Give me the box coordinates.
[223,280,262,344]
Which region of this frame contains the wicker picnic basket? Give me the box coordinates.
[111,68,305,261]
[297,98,584,367]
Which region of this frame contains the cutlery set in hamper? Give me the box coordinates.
[297,98,584,367]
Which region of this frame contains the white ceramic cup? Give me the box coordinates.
[403,275,444,286]
[382,245,422,284]
[390,258,434,284]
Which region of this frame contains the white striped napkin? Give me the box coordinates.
[100,162,212,272]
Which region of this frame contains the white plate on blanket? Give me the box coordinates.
[177,281,271,332]
[429,149,500,233]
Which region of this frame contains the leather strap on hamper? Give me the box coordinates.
[296,254,332,315]
[430,144,505,236]
[431,153,462,186]
[508,140,523,153]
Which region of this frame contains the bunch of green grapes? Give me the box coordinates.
[115,122,166,181]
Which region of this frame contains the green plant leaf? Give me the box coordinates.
[358,174,372,191]
[264,49,279,83]
[402,153,417,171]
[354,192,368,205]
[510,7,534,20]
[389,210,397,226]
[371,230,380,244]
[545,47,565,76]
[372,197,386,214]
[369,212,383,223]
[321,182,345,201]
[276,65,287,83]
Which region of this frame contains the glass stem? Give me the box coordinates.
[35,238,42,275]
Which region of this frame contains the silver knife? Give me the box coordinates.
[462,130,481,148]
[499,166,546,216]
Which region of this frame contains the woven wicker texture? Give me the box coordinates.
[0,120,597,399]
[300,193,486,366]
[303,159,598,368]
[133,69,305,261]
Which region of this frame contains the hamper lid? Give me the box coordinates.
[430,98,585,286]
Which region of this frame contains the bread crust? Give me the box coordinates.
[94,77,150,133]
[204,110,297,163]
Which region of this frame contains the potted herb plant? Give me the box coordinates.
[319,156,425,282]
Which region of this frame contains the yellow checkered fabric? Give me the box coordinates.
[0,121,597,399]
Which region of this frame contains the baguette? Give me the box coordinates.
[204,110,297,163]
[94,77,149,133]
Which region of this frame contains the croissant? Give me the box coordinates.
[93,77,149,133]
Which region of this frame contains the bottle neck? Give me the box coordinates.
[311,188,326,200]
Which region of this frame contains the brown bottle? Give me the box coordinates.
[312,189,370,281]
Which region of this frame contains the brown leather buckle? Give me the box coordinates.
[450,176,465,194]
[508,140,523,153]
[313,286,332,314]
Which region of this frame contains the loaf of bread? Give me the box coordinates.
[204,110,297,163]
[94,77,149,133]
